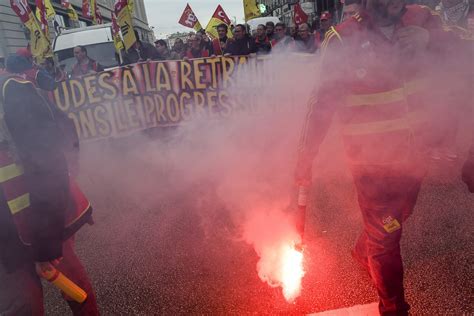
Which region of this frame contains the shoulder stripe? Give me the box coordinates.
[321,30,341,50]
[330,26,342,42]
[2,77,32,99]
[353,13,362,22]
[323,29,335,41]
[321,34,334,50]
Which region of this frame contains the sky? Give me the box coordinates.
[144,1,246,38]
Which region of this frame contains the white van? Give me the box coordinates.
[53,23,119,73]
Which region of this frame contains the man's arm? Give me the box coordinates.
[3,79,69,262]
[295,82,342,184]
[295,32,346,185]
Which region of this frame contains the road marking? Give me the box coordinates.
[309,303,379,315]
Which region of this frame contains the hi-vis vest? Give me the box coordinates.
[320,9,437,166]
[0,74,92,245]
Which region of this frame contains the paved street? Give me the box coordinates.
[45,124,474,315]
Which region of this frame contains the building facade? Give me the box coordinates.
[0,0,152,58]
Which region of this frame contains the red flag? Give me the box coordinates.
[205,4,232,39]
[36,0,48,32]
[293,3,308,26]
[114,0,127,15]
[82,0,91,18]
[10,0,32,23]
[178,3,202,31]
[111,12,120,35]
[95,4,103,24]
[212,4,231,25]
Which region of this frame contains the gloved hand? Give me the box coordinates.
[462,154,474,193]
[35,259,60,278]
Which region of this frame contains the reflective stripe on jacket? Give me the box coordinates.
[320,8,446,165]
[0,74,92,245]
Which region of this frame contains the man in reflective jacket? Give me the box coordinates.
[295,0,464,314]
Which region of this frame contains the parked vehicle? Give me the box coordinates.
[53,23,119,73]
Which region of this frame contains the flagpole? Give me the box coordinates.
[118,49,123,65]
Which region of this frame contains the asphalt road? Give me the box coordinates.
[44,129,474,315]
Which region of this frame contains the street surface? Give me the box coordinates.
[45,123,474,315]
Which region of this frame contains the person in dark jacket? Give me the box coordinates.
[122,30,159,64]
[154,40,180,60]
[225,24,257,56]
[212,24,234,56]
[255,24,272,55]
[266,21,276,41]
[0,55,98,315]
[42,57,67,82]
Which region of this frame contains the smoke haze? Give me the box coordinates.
[74,28,472,309]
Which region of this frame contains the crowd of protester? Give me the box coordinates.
[114,10,339,65]
[135,0,470,61]
[3,0,469,82]
[156,15,336,59]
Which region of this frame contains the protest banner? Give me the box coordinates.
[51,56,282,142]
[51,52,318,143]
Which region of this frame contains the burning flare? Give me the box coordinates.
[280,244,305,302]
[243,210,305,302]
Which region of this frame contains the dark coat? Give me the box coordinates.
[123,41,159,65]
[225,35,257,56]
[0,73,70,271]
[255,36,272,55]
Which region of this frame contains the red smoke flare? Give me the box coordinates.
[243,209,305,303]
